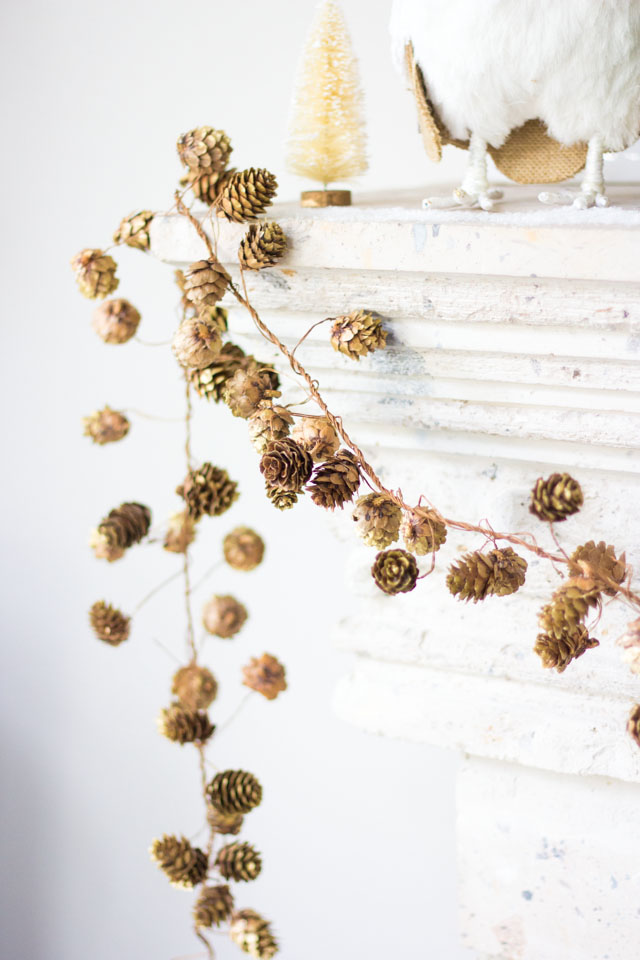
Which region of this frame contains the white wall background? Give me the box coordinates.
[1,2,639,959]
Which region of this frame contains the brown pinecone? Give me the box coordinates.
[223,527,265,571]
[181,167,233,206]
[89,601,130,646]
[307,449,360,509]
[534,625,599,673]
[163,511,197,554]
[230,909,278,959]
[91,502,151,561]
[372,549,419,595]
[207,770,263,815]
[260,439,313,493]
[291,416,340,462]
[330,310,387,361]
[248,406,294,454]
[447,548,527,603]
[172,663,218,711]
[265,484,299,511]
[627,704,640,749]
[216,842,262,883]
[569,540,626,596]
[177,463,238,520]
[177,126,232,173]
[71,248,119,299]
[530,473,583,522]
[194,884,234,928]
[538,577,602,641]
[202,595,248,639]
[158,701,215,745]
[353,493,402,549]
[172,315,222,369]
[150,835,208,888]
[184,259,230,310]
[239,222,287,270]
[242,654,287,701]
[223,367,281,419]
[199,303,229,333]
[83,406,130,445]
[92,298,140,344]
[217,168,278,223]
[401,507,447,556]
[113,210,153,251]
[188,343,249,402]
[617,618,640,675]
[207,805,244,835]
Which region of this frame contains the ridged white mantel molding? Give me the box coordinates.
[152,186,640,960]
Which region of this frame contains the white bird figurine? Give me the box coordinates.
[390,0,640,209]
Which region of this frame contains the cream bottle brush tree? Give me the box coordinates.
[287,0,368,207]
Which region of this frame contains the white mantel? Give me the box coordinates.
[152,186,640,960]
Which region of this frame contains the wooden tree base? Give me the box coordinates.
[300,189,352,208]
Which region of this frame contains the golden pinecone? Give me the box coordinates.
[538,577,602,641]
[307,449,360,509]
[89,601,130,646]
[223,527,265,571]
[230,909,278,959]
[627,704,640,749]
[217,168,278,223]
[568,540,626,596]
[199,303,229,333]
[163,511,197,554]
[158,701,215,745]
[223,367,281,419]
[172,316,222,369]
[91,502,151,561]
[207,805,244,835]
[617,618,640,675]
[207,770,263,815]
[194,885,234,928]
[150,835,208,888]
[188,343,250,403]
[239,222,287,270]
[184,259,230,310]
[530,473,583,522]
[202,595,248,639]
[534,625,599,673]
[181,167,232,206]
[172,664,218,711]
[71,248,119,299]
[177,126,232,173]
[260,439,313,493]
[447,548,528,603]
[92,298,140,344]
[330,310,387,361]
[372,549,419,595]
[291,416,340,462]
[265,484,298,511]
[401,507,447,556]
[83,406,130,445]
[177,463,239,520]
[352,493,402,549]
[113,210,153,251]
[216,842,262,883]
[242,654,287,701]
[248,406,294,454]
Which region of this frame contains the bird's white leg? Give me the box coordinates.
[539,135,609,209]
[424,133,504,211]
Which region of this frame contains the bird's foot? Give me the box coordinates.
[423,187,504,212]
[538,187,609,210]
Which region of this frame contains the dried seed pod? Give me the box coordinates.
[239,222,287,270]
[217,168,278,223]
[291,416,340,462]
[71,248,119,299]
[307,449,360,510]
[265,484,298,511]
[194,885,234,928]
[177,463,238,520]
[158,701,215,745]
[569,540,626,596]
[202,595,248,639]
[530,473,583,522]
[447,547,527,603]
[207,805,244,835]
[188,343,250,403]
[534,625,599,673]
[538,577,602,641]
[330,310,387,360]
[617,618,640,675]
[177,126,232,173]
[223,527,265,572]
[91,501,151,561]
[223,368,281,419]
[172,664,218,711]
[92,298,140,344]
[83,406,130,445]
[248,406,294,454]
[230,909,278,959]
[184,259,230,310]
[242,654,287,701]
[260,438,313,493]
[627,704,640,749]
[113,210,153,251]
[181,166,234,206]
[150,834,208,888]
[401,507,448,556]
[353,493,402,549]
[163,511,197,554]
[198,303,229,333]
[89,601,130,646]
[372,549,419,596]
[207,770,263,815]
[216,842,262,883]
[172,315,222,369]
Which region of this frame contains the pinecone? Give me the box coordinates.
[207,805,244,835]
[207,770,263,815]
[627,704,640,749]
[372,549,419,596]
[71,248,119,299]
[217,168,278,223]
[150,835,208,888]
[223,527,265,571]
[172,316,222,370]
[202,595,248,638]
[223,367,281,419]
[83,406,130,445]
[307,449,360,509]
[89,600,130,646]
[163,511,197,554]
[175,268,191,311]
[291,416,340,462]
[158,702,215,745]
[617,618,640,675]
[216,842,262,883]
[177,463,238,520]
[177,126,232,173]
[534,625,599,673]
[248,406,294,454]
[569,540,626,596]
[447,548,528,603]
[92,298,140,344]
[194,885,234,928]
[239,222,287,270]
[181,167,234,207]
[113,210,153,251]
[188,343,249,402]
[538,577,602,641]
[199,303,229,333]
[183,259,230,310]
[400,506,447,555]
[260,439,313,493]
[330,310,387,361]
[91,502,151,561]
[230,909,278,959]
[530,473,583,522]
[352,493,402,549]
[242,654,287,701]
[265,484,298,511]
[172,663,218,711]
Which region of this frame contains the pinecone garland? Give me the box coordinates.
[158,701,215,745]
[71,248,119,299]
[330,310,387,361]
[216,842,262,883]
[91,502,151,561]
[248,406,294,454]
[447,548,527,603]
[113,210,153,251]
[230,909,278,959]
[260,439,313,493]
[217,168,278,223]
[265,484,298,511]
[223,527,265,571]
[372,549,419,595]
[89,601,130,646]
[352,493,402,549]
[163,511,197,554]
[242,654,287,700]
[530,473,584,522]
[172,664,218,711]
[207,805,244,835]
[617,619,640,675]
[177,126,232,173]
[223,367,281,419]
[401,507,447,556]
[172,315,222,369]
[569,540,626,596]
[207,770,263,815]
[534,626,599,672]
[177,463,238,520]
[184,259,230,310]
[188,343,249,402]
[83,406,130,445]
[627,705,640,749]
[538,578,602,641]
[203,595,248,638]
[307,449,360,509]
[92,298,141,344]
[150,835,208,888]
[291,416,340,462]
[194,885,234,928]
[239,222,287,270]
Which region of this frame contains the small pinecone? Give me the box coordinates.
[113,210,153,251]
[194,885,234,928]
[207,770,263,815]
[177,463,238,520]
[569,540,626,596]
[89,601,130,646]
[627,704,640,749]
[207,805,244,835]
[265,484,298,511]
[401,507,447,556]
[91,502,151,561]
[223,527,265,571]
[188,343,249,402]
[216,842,262,883]
[217,168,278,223]
[83,406,130,445]
[172,663,218,711]
[163,511,197,554]
[291,416,340,462]
[177,126,232,173]
[447,548,528,603]
[203,595,248,639]
[158,701,215,745]
[307,449,360,510]
[352,493,402,549]
[372,549,419,596]
[617,618,640,675]
[92,298,140,344]
[223,367,281,419]
[172,316,222,370]
[199,303,229,333]
[71,248,119,299]
[230,909,278,959]
[242,653,287,701]
[330,310,387,361]
[248,406,294,454]
[181,167,232,206]
[150,835,208,888]
[534,625,599,673]
[530,473,583,522]
[239,222,287,270]
[184,259,230,310]
[260,439,313,493]
[538,577,602,641]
